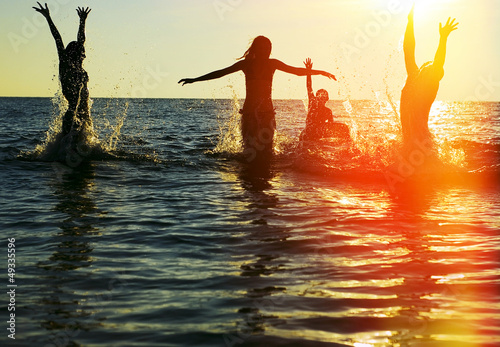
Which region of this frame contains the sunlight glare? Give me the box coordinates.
[399,0,458,14]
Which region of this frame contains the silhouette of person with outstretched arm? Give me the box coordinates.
[179,36,336,161]
[400,5,458,149]
[33,2,92,138]
[300,58,350,142]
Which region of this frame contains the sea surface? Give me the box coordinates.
[0,97,499,347]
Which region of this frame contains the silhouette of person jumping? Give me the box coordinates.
[401,5,458,150]
[34,2,92,138]
[179,36,336,161]
[300,58,350,142]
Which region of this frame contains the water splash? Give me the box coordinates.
[206,91,479,182]
[342,98,401,170]
[24,94,130,165]
[95,98,129,152]
[31,92,68,157]
[211,93,243,156]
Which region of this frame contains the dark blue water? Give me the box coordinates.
[0,97,499,347]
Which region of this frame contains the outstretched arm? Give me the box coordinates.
[404,4,418,77]
[33,2,64,56]
[76,7,91,45]
[433,17,458,70]
[304,58,314,99]
[274,59,336,81]
[178,61,244,86]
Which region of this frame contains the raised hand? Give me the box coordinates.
[77,7,91,20]
[33,2,50,19]
[439,17,459,38]
[304,58,313,69]
[323,71,337,81]
[178,78,195,86]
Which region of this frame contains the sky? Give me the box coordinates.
[1,0,499,101]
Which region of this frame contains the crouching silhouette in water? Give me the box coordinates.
[300,58,350,142]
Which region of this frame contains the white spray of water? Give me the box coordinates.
[211,92,243,156]
[28,93,129,164]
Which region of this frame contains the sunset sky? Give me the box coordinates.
[1,0,499,101]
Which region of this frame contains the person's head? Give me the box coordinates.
[316,89,329,105]
[65,41,86,64]
[240,35,272,60]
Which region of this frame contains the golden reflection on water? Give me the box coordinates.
[319,196,493,346]
[428,101,470,167]
[427,188,497,223]
[317,187,392,219]
[225,179,496,346]
[213,115,497,346]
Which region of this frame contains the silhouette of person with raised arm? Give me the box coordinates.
[179,36,336,161]
[300,58,350,142]
[34,2,92,139]
[401,5,458,150]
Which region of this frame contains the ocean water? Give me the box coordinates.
[0,97,499,347]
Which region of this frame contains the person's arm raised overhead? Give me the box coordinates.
[304,58,315,100]
[433,17,458,70]
[404,4,418,77]
[33,2,64,56]
[76,7,91,45]
[178,61,245,86]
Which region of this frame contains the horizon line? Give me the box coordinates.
[1,96,499,103]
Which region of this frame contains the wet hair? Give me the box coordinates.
[316,89,329,102]
[65,41,85,62]
[239,36,272,60]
